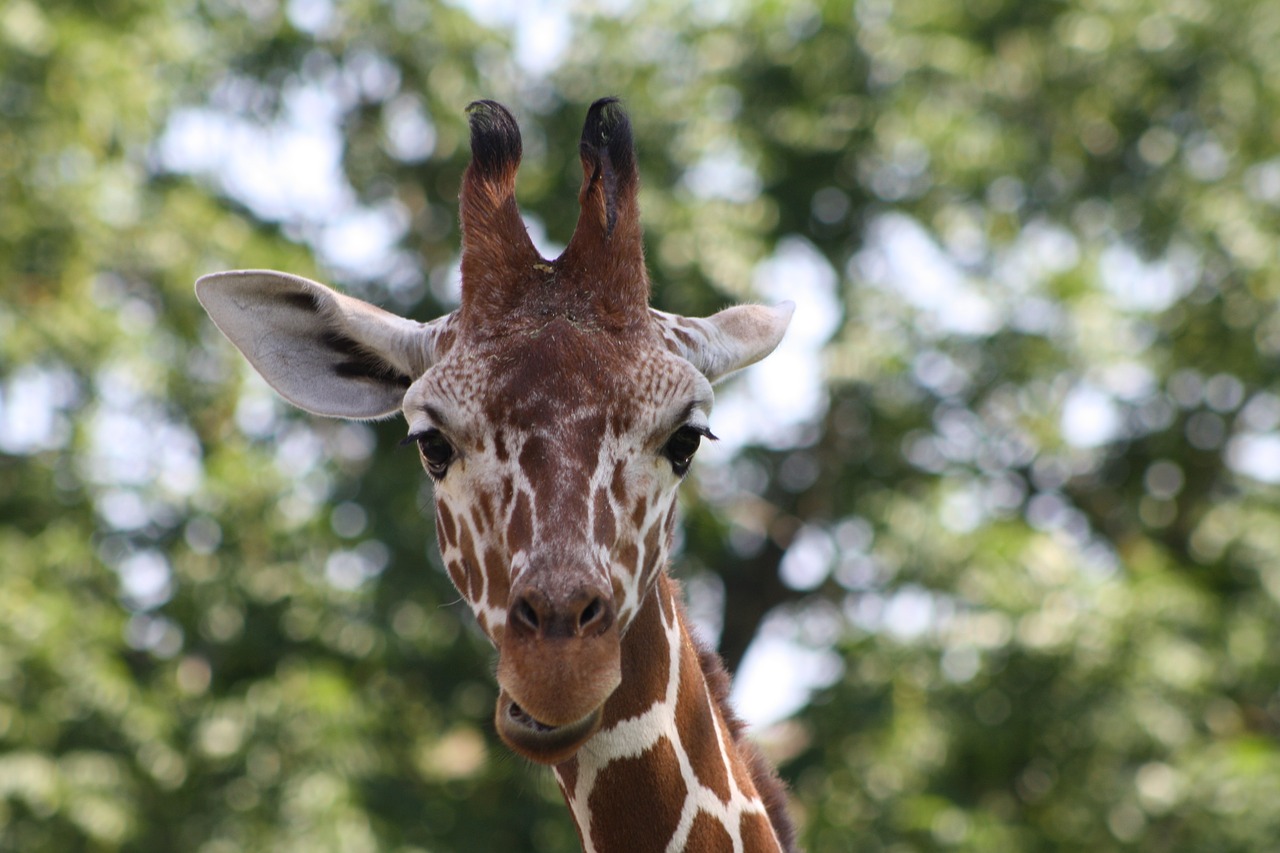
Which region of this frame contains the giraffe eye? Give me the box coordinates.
[411,428,455,479]
[662,425,714,476]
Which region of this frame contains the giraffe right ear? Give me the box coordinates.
[196,270,453,420]
[653,302,795,384]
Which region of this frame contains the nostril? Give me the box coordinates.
[577,596,610,635]
[508,589,612,639]
[514,597,540,633]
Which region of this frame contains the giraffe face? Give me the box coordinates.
[403,317,714,761]
[195,98,792,769]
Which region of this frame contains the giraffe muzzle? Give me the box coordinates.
[494,629,622,764]
[494,579,622,762]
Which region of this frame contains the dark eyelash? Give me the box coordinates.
[663,424,716,476]
[404,428,456,479]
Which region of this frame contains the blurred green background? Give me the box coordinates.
[3,0,1280,850]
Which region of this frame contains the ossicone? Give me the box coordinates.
[558,97,649,323]
[577,96,638,238]
[458,100,540,324]
[456,98,650,332]
[465,99,524,182]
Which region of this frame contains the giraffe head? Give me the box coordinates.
[196,98,792,765]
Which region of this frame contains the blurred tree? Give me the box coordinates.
[2,0,1280,851]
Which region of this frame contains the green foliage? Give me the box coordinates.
[3,0,1280,850]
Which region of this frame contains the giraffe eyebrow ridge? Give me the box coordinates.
[673,398,712,431]
[680,399,710,421]
[404,402,457,444]
[420,404,448,427]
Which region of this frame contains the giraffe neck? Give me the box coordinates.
[553,573,794,852]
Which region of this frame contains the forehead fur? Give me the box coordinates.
[408,317,708,438]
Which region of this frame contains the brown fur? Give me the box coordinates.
[460,98,650,339]
[558,97,649,326]
[688,606,799,852]
[458,100,541,330]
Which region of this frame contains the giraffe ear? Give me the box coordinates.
[196,270,453,419]
[653,302,795,384]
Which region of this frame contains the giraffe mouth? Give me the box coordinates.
[495,690,604,764]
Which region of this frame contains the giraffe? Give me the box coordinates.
[196,98,796,852]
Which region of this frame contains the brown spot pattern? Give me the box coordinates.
[601,578,669,728]
[687,811,734,851]
[482,546,509,610]
[446,562,466,593]
[631,499,648,529]
[507,490,532,552]
[436,503,457,549]
[456,524,482,600]
[475,489,495,531]
[615,542,638,578]
[676,637,731,802]
[588,736,685,852]
[609,459,627,503]
[740,812,782,850]
[557,758,578,799]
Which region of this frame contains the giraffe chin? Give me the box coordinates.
[495,690,604,765]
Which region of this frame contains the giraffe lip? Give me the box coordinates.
[507,701,558,732]
[495,690,604,764]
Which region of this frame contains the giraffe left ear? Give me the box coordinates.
[196,270,453,419]
[652,302,795,384]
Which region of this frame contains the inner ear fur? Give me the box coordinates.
[196,270,449,419]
